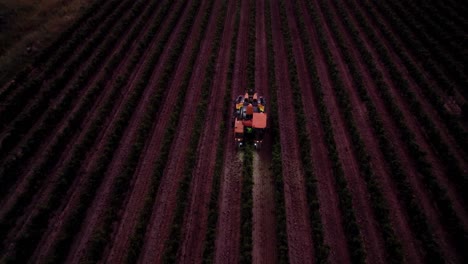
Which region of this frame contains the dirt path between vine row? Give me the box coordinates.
[353,0,468,216]
[341,1,465,262]
[30,1,170,262]
[251,0,278,263]
[0,0,151,256]
[102,0,211,263]
[302,0,388,263]
[54,1,196,263]
[282,0,353,262]
[331,0,461,262]
[32,0,183,262]
[213,0,249,262]
[269,0,315,262]
[176,0,237,263]
[312,0,425,262]
[138,0,224,262]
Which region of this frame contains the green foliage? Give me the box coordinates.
[162,1,228,262]
[0,0,180,262]
[279,0,337,262]
[343,0,467,258]
[264,1,289,262]
[0,0,143,196]
[82,0,208,263]
[201,1,241,262]
[312,1,406,262]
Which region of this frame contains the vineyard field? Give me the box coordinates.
[0,0,466,263]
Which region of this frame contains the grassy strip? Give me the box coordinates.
[122,0,218,262]
[292,0,367,262]
[264,1,289,262]
[201,1,241,262]
[161,0,227,262]
[344,0,468,254]
[359,0,468,199]
[0,0,139,167]
[332,0,450,261]
[0,0,179,263]
[77,1,207,263]
[0,0,160,208]
[0,0,109,101]
[310,0,405,262]
[279,0,339,262]
[0,0,157,239]
[0,0,130,128]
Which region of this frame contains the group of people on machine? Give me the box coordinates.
[235,92,266,120]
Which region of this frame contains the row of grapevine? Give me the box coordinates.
[239,0,256,262]
[0,0,182,262]
[40,1,182,263]
[320,0,439,261]
[0,0,150,181]
[286,0,370,262]
[308,0,406,262]
[391,0,467,88]
[333,0,462,261]
[162,1,228,262]
[1,0,164,196]
[279,0,359,262]
[344,0,467,257]
[0,0,164,229]
[356,0,468,158]
[78,0,208,262]
[0,0,133,129]
[201,1,241,262]
[264,0,289,262]
[0,0,113,101]
[0,0,162,243]
[372,0,468,100]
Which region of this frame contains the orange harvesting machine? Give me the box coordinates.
[233,89,267,149]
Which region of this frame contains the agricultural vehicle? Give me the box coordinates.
[234,89,267,149]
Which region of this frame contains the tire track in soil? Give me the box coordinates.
[287,0,352,263]
[213,0,249,262]
[316,0,425,262]
[103,0,228,262]
[175,1,236,263]
[29,1,171,261]
[252,0,277,263]
[137,0,222,262]
[270,0,315,262]
[303,0,387,263]
[329,1,461,262]
[354,0,468,209]
[61,1,196,262]
[0,0,155,250]
[343,0,468,228]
